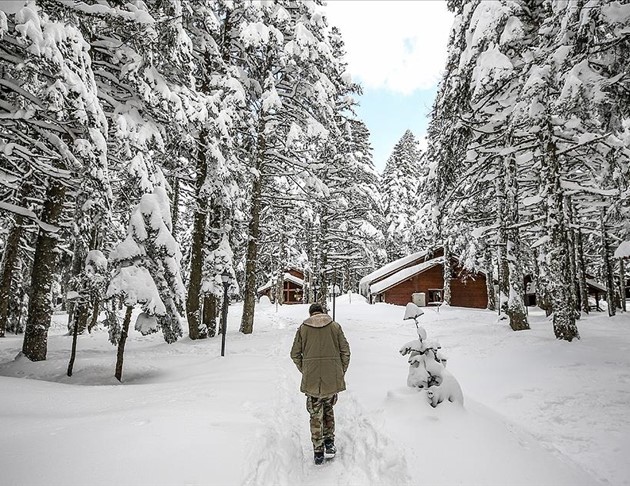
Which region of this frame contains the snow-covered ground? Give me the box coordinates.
[1,295,629,486]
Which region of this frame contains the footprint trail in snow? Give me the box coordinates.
[243,309,410,486]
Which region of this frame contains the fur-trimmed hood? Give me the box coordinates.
[302,313,333,328]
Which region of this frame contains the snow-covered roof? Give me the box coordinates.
[257,280,272,293]
[359,250,431,289]
[257,273,304,293]
[284,273,304,287]
[586,279,607,293]
[614,241,630,259]
[370,257,444,295]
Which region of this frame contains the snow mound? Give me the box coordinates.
[258,296,273,307]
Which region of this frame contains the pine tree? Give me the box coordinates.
[239,1,342,334]
[380,130,422,261]
[106,185,185,380]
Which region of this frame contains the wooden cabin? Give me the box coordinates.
[359,247,444,298]
[364,249,488,309]
[257,269,304,304]
[524,274,609,310]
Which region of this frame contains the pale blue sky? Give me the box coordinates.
[354,87,437,172]
[325,1,454,173]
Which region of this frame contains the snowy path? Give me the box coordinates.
[0,298,627,485]
[243,306,411,486]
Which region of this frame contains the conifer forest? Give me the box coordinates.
[1,0,630,374]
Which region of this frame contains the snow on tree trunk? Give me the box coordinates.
[505,155,528,331]
[544,132,579,342]
[442,242,452,306]
[495,176,509,317]
[564,195,579,319]
[484,252,496,312]
[186,129,210,340]
[170,176,180,237]
[107,186,185,345]
[240,166,263,335]
[0,213,24,338]
[201,205,226,333]
[573,206,590,315]
[534,249,553,318]
[22,181,67,361]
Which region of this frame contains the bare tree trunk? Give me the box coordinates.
[574,222,589,315]
[67,307,81,377]
[115,306,133,382]
[0,182,31,338]
[186,129,209,340]
[170,175,180,237]
[484,252,496,311]
[495,175,509,316]
[318,210,329,309]
[202,294,217,337]
[22,181,67,361]
[442,242,452,305]
[600,208,616,317]
[543,127,579,341]
[240,164,263,335]
[88,297,100,332]
[504,155,528,331]
[0,215,24,338]
[564,196,580,319]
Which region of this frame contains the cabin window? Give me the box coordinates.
[428,289,443,304]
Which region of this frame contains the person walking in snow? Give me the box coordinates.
[291,303,351,465]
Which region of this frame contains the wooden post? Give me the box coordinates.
[115,306,133,382]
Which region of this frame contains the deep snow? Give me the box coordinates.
[1,296,629,486]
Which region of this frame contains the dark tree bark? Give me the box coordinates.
[484,252,496,311]
[66,236,88,332]
[67,305,81,377]
[533,248,553,317]
[202,294,217,337]
[0,181,31,337]
[240,167,263,334]
[600,209,616,317]
[115,306,133,382]
[88,297,100,332]
[22,181,67,361]
[186,128,209,340]
[0,215,24,338]
[170,175,180,237]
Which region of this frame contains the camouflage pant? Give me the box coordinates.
[306,394,337,452]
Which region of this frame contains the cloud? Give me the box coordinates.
[324,1,454,95]
[0,1,26,14]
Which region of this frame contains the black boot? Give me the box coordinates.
[324,439,336,456]
[314,451,324,465]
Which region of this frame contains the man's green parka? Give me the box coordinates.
[290,313,351,398]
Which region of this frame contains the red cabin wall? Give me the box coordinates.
[381,261,487,309]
